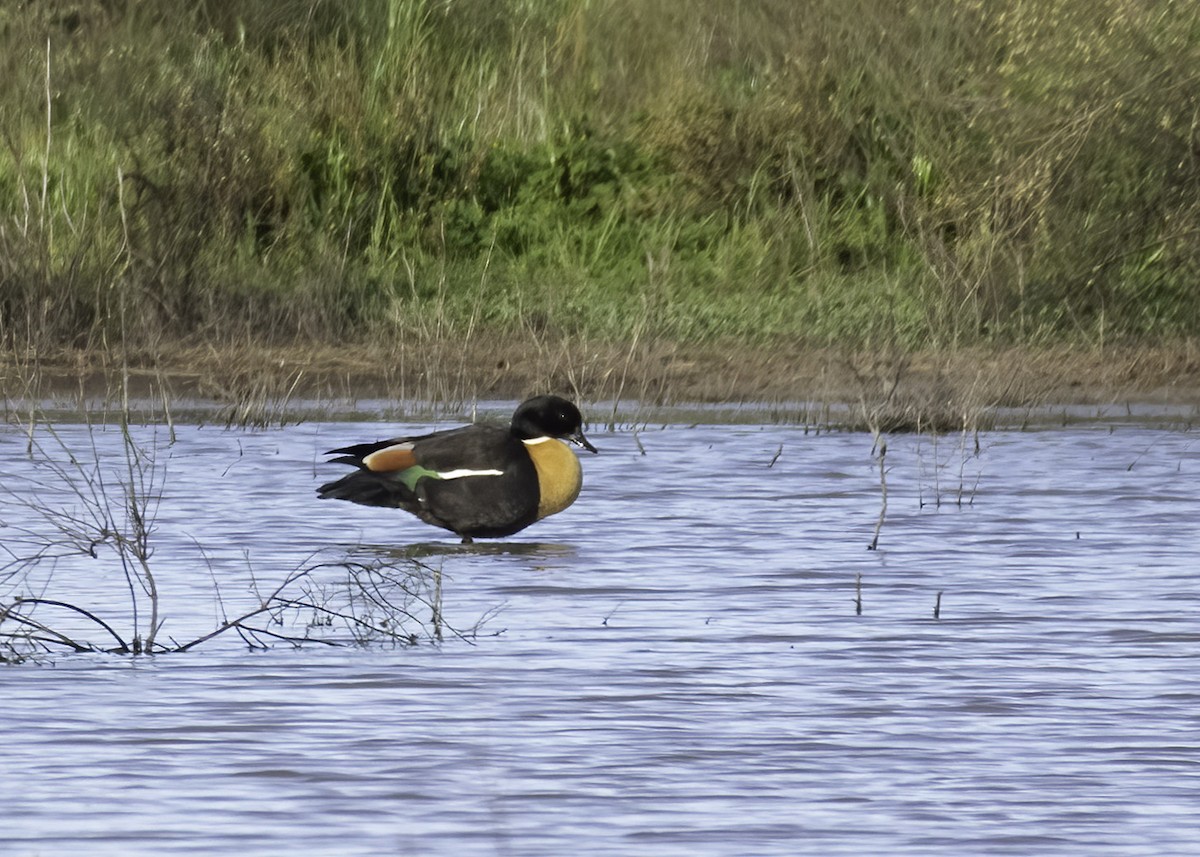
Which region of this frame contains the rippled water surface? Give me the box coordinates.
[3,409,1199,855]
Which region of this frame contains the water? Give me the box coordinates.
[2,411,1199,855]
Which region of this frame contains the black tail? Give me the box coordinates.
[317,471,414,508]
[323,439,396,469]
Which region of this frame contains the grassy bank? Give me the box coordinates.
[2,1,1199,371]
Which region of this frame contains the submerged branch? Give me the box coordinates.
[6,597,130,652]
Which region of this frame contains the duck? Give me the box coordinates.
[317,395,597,543]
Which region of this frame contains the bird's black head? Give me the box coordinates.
[512,395,598,453]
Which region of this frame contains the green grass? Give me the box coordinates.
[2,0,1199,357]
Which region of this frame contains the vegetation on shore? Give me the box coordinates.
[1,1,1199,375]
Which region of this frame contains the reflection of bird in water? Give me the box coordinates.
[318,396,596,544]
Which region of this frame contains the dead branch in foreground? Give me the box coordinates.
[0,401,494,664]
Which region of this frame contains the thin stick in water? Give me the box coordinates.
[868,435,887,550]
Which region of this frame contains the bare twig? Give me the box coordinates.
[868,432,887,551]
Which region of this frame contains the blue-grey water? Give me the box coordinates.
[2,408,1199,855]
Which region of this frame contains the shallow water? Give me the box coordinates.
[2,412,1199,855]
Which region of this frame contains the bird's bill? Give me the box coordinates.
[570,430,598,454]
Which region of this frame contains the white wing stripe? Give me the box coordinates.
[437,468,504,479]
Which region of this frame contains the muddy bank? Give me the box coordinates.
[6,339,1200,421]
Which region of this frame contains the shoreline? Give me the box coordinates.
[4,340,1199,428]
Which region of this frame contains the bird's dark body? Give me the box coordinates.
[317,396,595,542]
[317,424,542,538]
